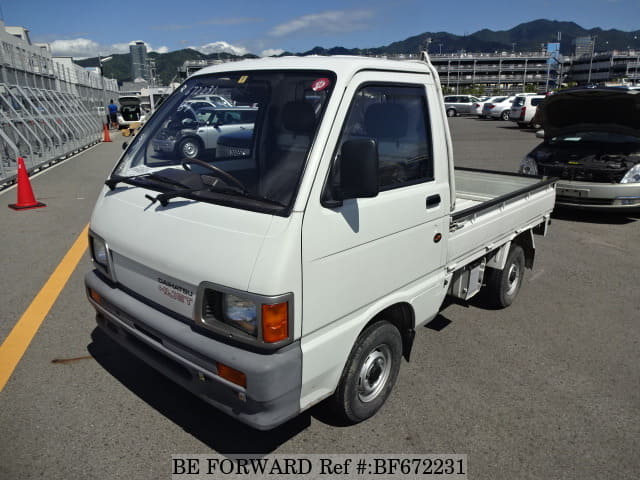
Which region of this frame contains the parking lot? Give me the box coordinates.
[0,117,638,480]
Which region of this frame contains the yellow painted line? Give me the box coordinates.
[0,224,89,391]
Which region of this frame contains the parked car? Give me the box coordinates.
[482,96,515,120]
[510,95,545,128]
[520,87,640,211]
[190,94,234,107]
[473,96,506,117]
[483,93,538,121]
[117,96,146,129]
[151,105,257,159]
[443,95,481,117]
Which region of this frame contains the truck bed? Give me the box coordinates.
[447,167,556,268]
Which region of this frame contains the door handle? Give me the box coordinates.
[426,194,441,209]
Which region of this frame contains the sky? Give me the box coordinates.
[2,0,640,58]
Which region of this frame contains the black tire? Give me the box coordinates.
[178,137,201,159]
[484,245,525,308]
[501,110,510,121]
[327,322,402,423]
[446,108,456,118]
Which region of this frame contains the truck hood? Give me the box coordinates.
[90,186,274,319]
[542,88,640,139]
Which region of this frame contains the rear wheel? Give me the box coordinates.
[327,322,402,423]
[501,110,511,121]
[483,245,525,308]
[446,108,456,117]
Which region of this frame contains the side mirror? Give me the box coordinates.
[323,138,379,207]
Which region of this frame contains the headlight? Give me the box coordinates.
[197,284,292,347]
[222,294,258,336]
[620,164,640,184]
[89,233,113,279]
[519,155,538,176]
[90,236,108,268]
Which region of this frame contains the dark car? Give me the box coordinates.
[520,87,640,211]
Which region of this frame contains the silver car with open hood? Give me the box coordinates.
[520,87,640,211]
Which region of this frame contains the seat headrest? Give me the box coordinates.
[364,103,408,139]
[282,101,315,134]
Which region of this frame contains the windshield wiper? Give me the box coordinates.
[105,173,150,190]
[105,171,192,190]
[146,183,286,208]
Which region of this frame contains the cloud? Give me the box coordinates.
[190,41,250,56]
[49,38,101,57]
[261,48,285,57]
[269,9,374,37]
[50,38,170,58]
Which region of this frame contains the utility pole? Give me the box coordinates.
[587,36,597,84]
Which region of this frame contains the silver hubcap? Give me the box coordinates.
[182,142,198,158]
[357,344,392,403]
[505,263,520,296]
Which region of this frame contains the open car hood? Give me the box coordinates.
[542,88,640,139]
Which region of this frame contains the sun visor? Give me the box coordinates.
[542,88,640,138]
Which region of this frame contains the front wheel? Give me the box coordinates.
[178,138,201,159]
[327,322,402,423]
[483,245,525,308]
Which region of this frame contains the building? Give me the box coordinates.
[129,41,149,81]
[574,36,595,58]
[429,51,568,95]
[567,50,640,85]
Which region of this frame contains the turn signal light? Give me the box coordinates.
[262,302,288,343]
[216,362,246,387]
[89,288,102,305]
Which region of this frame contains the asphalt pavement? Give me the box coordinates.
[0,119,638,480]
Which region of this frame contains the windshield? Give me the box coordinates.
[112,70,336,215]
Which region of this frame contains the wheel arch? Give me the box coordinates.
[362,302,416,362]
[512,230,535,269]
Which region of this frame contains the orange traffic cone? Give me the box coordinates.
[8,157,46,210]
[103,123,112,142]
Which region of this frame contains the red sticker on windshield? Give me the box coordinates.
[311,78,331,92]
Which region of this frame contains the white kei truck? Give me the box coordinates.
[85,54,556,430]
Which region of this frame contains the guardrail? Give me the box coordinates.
[0,83,103,187]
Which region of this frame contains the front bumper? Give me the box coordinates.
[85,270,302,430]
[555,180,640,211]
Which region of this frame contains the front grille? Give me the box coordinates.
[538,164,626,183]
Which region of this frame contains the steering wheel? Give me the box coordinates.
[181,158,246,192]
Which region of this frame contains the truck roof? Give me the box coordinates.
[192,55,433,78]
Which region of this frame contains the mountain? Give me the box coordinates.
[75,19,640,85]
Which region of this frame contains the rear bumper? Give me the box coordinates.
[555,180,640,211]
[85,270,301,430]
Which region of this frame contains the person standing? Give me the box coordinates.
[108,100,118,129]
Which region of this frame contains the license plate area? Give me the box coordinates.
[557,187,590,198]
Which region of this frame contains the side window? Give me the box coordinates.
[333,84,433,191]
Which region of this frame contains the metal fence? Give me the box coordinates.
[0,84,105,185]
